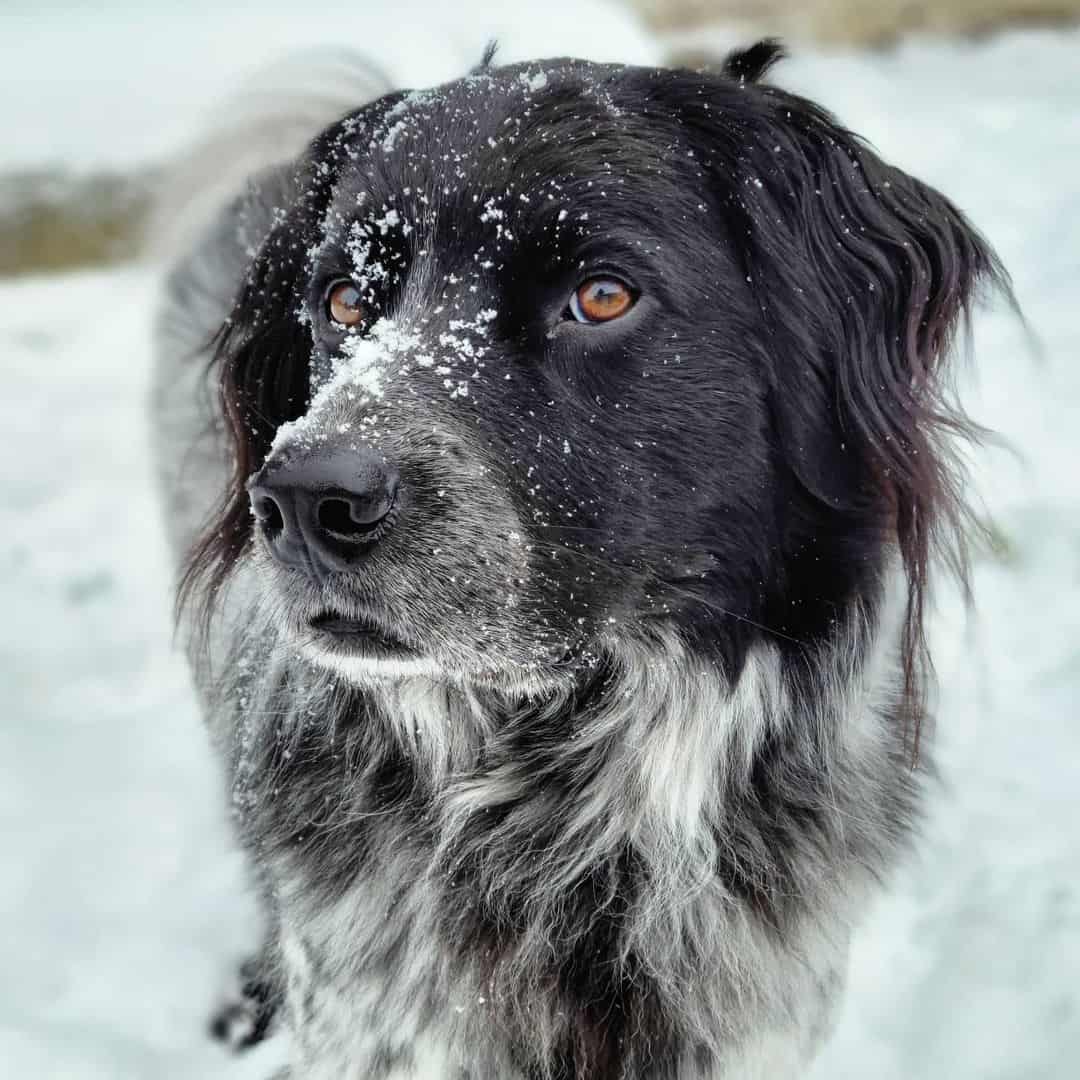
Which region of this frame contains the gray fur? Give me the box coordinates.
[152,55,930,1080]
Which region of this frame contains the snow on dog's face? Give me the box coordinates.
[190,44,1001,703]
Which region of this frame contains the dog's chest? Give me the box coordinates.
[280,929,444,1079]
[231,663,868,1078]
[264,807,840,1080]
[276,881,515,1080]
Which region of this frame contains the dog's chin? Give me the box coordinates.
[297,637,575,695]
[292,609,440,682]
[290,615,580,694]
[298,637,445,682]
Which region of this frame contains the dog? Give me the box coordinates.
[152,40,1006,1079]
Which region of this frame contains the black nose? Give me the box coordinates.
[247,447,399,579]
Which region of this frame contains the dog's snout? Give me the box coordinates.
[247,448,399,578]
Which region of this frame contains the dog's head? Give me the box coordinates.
[185,42,1004,711]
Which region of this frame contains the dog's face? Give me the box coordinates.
[200,45,999,695]
[256,61,777,686]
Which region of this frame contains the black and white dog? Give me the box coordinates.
[153,41,1005,1079]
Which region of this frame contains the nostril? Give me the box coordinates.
[252,493,284,537]
[316,495,390,540]
[248,449,399,575]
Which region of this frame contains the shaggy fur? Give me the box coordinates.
[152,41,1006,1079]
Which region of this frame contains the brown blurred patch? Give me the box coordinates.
[636,0,1080,45]
[0,171,152,278]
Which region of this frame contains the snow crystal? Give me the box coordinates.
[519,70,549,93]
[380,119,407,153]
[373,208,401,234]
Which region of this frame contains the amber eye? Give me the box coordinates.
[568,277,636,324]
[326,280,365,329]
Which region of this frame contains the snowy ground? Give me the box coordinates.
[2,3,1078,1078]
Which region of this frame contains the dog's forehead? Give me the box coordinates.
[311,60,717,278]
[363,59,626,149]
[324,61,696,213]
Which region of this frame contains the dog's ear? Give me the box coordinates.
[687,53,1007,559]
[674,49,1010,738]
[178,191,319,624]
[178,123,348,622]
[180,93,416,624]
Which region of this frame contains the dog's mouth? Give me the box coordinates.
[307,609,419,658]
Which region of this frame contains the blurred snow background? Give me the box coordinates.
[1,2,1077,1077]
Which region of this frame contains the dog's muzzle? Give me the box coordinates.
[247,447,399,582]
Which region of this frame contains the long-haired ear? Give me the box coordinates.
[177,92,414,631]
[177,221,315,624]
[177,153,338,625]
[729,96,1005,529]
[689,50,1011,739]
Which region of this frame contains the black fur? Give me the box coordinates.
[157,41,1009,1079]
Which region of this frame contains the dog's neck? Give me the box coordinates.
[222,564,904,816]
[342,582,903,864]
[221,570,911,1065]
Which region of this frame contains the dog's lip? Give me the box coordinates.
[308,609,417,654]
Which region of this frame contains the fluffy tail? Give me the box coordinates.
[148,48,394,258]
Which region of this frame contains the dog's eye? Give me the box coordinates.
[568,277,636,324]
[326,280,366,329]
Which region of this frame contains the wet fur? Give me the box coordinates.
[153,41,1006,1079]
